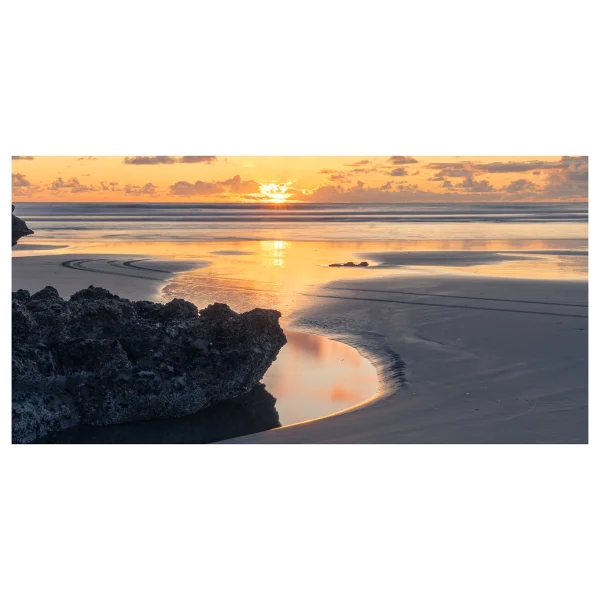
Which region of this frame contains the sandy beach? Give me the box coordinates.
[12,249,588,444]
[229,272,587,443]
[9,152,592,447]
[12,254,207,301]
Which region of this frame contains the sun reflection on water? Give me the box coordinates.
[260,239,289,267]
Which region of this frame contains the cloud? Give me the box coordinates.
[309,179,421,200]
[217,175,260,193]
[390,168,408,177]
[77,156,98,161]
[12,172,40,197]
[49,177,72,190]
[432,166,475,178]
[123,156,177,165]
[307,185,346,201]
[169,180,225,196]
[426,162,468,170]
[344,159,372,166]
[505,179,538,193]
[319,167,369,178]
[12,156,34,160]
[298,157,588,202]
[178,156,217,164]
[395,181,419,192]
[12,173,31,187]
[539,158,588,198]
[302,181,504,203]
[561,156,588,181]
[99,180,121,191]
[425,156,588,176]
[140,183,158,195]
[477,159,566,173]
[71,183,96,193]
[388,156,418,164]
[49,177,96,193]
[123,156,216,165]
[124,182,158,196]
[455,176,495,192]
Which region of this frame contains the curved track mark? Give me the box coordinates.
[326,286,588,309]
[61,259,165,281]
[121,259,173,274]
[305,293,588,319]
[107,259,172,274]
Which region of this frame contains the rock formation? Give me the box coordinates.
[34,383,281,444]
[12,286,287,443]
[12,205,34,246]
[328,261,369,268]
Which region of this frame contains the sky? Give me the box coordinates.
[11,156,588,203]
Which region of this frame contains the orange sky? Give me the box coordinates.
[11,156,588,203]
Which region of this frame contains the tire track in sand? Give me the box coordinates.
[60,259,167,281]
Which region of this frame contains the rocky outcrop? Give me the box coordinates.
[329,261,369,268]
[12,286,287,443]
[12,205,34,246]
[34,383,281,444]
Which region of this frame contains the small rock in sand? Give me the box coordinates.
[328,261,369,268]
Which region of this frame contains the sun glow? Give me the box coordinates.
[259,182,292,203]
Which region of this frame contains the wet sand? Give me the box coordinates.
[12,254,207,301]
[12,250,588,443]
[226,273,587,443]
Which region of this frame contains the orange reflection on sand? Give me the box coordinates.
[284,330,362,368]
[329,386,362,403]
[15,238,588,319]
[260,239,289,268]
[261,330,378,424]
[458,253,588,280]
[159,238,587,320]
[21,236,587,259]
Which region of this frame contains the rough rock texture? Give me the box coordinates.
[12,205,34,246]
[12,285,287,443]
[34,383,281,444]
[329,261,369,268]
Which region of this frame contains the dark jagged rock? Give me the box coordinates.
[328,261,369,267]
[34,383,281,444]
[12,285,287,443]
[12,205,34,246]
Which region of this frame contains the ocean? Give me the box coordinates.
[13,201,589,242]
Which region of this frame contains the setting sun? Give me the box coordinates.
[9,157,589,450]
[259,182,292,203]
